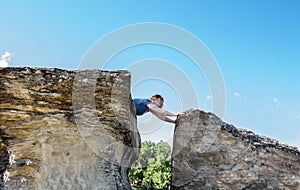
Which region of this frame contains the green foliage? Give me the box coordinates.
[129,141,172,190]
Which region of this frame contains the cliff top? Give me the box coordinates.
[179,109,300,155]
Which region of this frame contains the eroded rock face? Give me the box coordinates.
[172,109,300,190]
[0,67,140,190]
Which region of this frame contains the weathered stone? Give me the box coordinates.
[172,109,300,190]
[0,67,140,189]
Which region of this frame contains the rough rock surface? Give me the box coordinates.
[0,67,140,190]
[172,109,300,190]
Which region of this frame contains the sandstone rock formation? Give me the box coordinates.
[0,67,140,190]
[172,109,300,190]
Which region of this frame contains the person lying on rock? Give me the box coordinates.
[133,94,182,123]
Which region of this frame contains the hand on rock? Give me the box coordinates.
[176,112,184,116]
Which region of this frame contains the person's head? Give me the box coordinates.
[150,94,164,108]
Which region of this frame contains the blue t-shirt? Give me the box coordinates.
[133,98,152,116]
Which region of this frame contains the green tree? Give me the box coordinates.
[129,141,172,190]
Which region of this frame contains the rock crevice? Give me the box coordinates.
[2,67,300,190]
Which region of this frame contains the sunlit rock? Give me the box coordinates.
[0,67,140,190]
[172,109,300,189]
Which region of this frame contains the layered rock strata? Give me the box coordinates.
[172,109,300,190]
[0,67,140,190]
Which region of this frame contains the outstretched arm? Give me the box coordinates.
[164,110,183,117]
[147,104,176,123]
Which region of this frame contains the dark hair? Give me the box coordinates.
[150,94,164,102]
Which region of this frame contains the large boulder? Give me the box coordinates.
[0,67,140,190]
[172,109,300,189]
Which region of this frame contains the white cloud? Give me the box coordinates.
[206,95,212,100]
[293,113,300,120]
[0,51,13,67]
[233,92,241,97]
[272,97,281,105]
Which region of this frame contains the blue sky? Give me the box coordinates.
[1,1,299,147]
